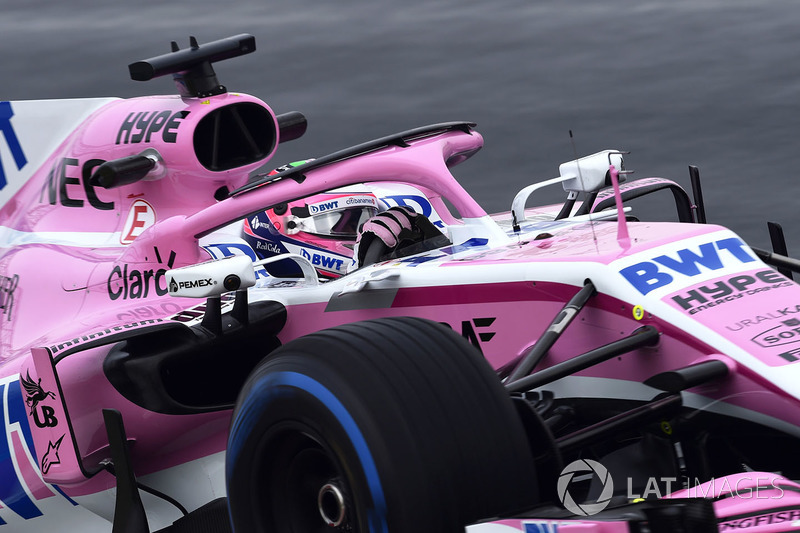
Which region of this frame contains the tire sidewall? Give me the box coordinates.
[227,362,389,533]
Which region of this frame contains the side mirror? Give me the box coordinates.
[560,150,625,193]
[166,255,256,298]
[511,150,625,225]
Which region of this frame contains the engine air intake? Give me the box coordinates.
[193,102,277,171]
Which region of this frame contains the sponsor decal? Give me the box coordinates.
[120,199,156,244]
[308,200,340,214]
[301,248,345,273]
[170,293,235,323]
[40,435,64,475]
[107,248,176,300]
[0,101,27,189]
[0,273,19,321]
[719,510,800,530]
[48,318,163,354]
[168,277,216,292]
[0,377,77,524]
[439,317,496,352]
[256,241,283,254]
[204,242,259,261]
[726,305,800,331]
[306,195,374,214]
[249,215,271,231]
[115,302,183,322]
[20,371,57,428]
[670,269,791,315]
[777,347,800,363]
[202,242,270,281]
[380,194,432,217]
[379,193,444,229]
[751,318,800,348]
[345,195,377,207]
[39,157,115,210]
[620,237,756,296]
[116,109,189,145]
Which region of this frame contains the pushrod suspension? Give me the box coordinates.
[505,325,660,393]
[506,280,597,384]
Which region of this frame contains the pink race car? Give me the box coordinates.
[2,34,800,533]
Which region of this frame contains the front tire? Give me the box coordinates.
[226,317,537,533]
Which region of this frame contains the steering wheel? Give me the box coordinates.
[360,236,392,267]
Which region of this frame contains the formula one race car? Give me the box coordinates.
[3,34,800,533]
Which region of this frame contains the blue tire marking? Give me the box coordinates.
[228,370,388,533]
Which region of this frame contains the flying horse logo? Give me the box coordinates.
[21,370,56,415]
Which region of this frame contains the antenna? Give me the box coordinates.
[554,132,581,220]
[569,131,600,252]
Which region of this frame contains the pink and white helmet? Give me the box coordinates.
[242,187,379,278]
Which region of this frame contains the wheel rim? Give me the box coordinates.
[318,481,347,527]
[261,428,355,532]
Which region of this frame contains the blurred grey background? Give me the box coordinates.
[2,0,799,250]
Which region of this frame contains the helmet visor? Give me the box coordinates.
[296,206,377,237]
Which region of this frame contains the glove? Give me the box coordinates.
[354,206,451,267]
[355,206,419,266]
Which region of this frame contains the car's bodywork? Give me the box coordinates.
[2,34,800,533]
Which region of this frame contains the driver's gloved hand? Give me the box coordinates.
[353,206,451,268]
[355,206,420,266]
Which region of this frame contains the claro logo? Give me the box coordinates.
[107,249,176,300]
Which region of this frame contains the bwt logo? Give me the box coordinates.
[619,237,755,295]
[309,201,339,214]
[300,249,345,272]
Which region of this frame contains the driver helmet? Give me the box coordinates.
[242,162,379,278]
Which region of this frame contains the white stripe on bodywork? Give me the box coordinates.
[0,227,122,248]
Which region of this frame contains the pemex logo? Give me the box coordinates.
[557,459,614,516]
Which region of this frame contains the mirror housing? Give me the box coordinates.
[166,255,256,298]
[560,150,625,193]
